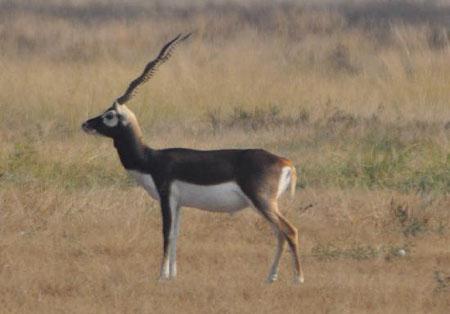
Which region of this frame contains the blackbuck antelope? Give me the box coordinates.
[81,34,304,284]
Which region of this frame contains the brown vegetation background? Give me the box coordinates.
[1,0,449,313]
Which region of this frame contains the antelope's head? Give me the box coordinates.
[82,33,191,139]
[81,102,138,138]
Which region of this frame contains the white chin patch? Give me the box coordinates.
[88,129,103,137]
[83,127,98,135]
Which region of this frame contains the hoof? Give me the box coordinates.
[293,275,304,284]
[158,276,171,283]
[169,269,177,279]
[266,274,278,283]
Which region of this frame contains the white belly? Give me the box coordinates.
[128,171,250,212]
[172,180,250,212]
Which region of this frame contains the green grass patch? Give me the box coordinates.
[300,123,450,193]
[1,141,131,190]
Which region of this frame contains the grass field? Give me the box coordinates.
[1,0,450,313]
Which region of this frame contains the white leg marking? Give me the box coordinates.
[267,229,285,283]
[292,251,305,284]
[160,196,178,281]
[160,256,170,281]
[169,203,181,278]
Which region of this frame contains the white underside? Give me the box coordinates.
[171,180,250,212]
[127,171,250,212]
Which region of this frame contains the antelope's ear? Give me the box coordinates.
[115,104,130,126]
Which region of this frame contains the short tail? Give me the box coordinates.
[290,166,297,198]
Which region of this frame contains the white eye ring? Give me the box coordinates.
[102,111,119,127]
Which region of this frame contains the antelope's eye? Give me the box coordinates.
[104,112,115,120]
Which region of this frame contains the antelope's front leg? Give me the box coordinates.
[169,205,181,278]
[159,195,173,281]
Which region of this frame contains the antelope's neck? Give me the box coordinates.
[113,129,151,170]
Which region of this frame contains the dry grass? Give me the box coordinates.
[1,0,450,313]
[1,184,449,313]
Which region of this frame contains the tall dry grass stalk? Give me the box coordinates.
[1,0,450,134]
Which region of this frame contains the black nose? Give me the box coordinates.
[81,121,90,132]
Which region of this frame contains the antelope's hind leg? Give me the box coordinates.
[254,199,304,284]
[277,212,304,283]
[267,227,286,283]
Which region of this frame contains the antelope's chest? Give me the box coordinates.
[128,170,160,200]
